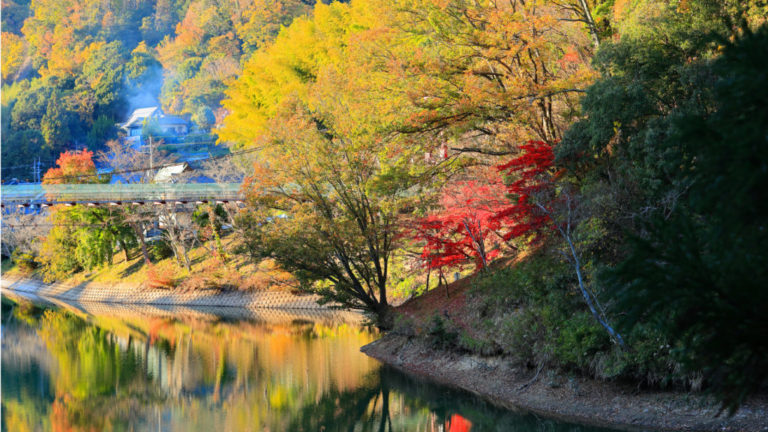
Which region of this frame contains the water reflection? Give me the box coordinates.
[2,295,616,431]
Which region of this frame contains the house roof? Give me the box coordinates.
[154,163,190,183]
[158,115,188,126]
[121,106,161,129]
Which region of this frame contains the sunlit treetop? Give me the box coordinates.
[42,150,101,185]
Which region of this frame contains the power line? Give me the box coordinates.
[1,223,112,229]
[38,147,258,182]
[0,143,221,172]
[1,143,230,173]
[1,162,55,171]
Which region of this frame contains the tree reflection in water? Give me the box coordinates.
[287,365,615,432]
[2,296,616,431]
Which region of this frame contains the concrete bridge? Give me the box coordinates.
[0,183,244,208]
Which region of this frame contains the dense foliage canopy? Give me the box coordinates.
[3,0,767,413]
[1,0,321,181]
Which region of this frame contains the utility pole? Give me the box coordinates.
[32,158,41,183]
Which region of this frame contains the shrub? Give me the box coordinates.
[427,314,458,350]
[392,313,416,337]
[146,265,177,289]
[150,240,174,261]
[498,309,543,364]
[238,259,297,291]
[458,331,501,356]
[11,250,38,272]
[593,323,683,386]
[551,311,610,371]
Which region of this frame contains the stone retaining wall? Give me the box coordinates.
[0,275,329,309]
[2,288,364,325]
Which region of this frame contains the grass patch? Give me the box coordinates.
[1,258,16,274]
[16,234,295,292]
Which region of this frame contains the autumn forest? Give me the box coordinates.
[2,0,768,424]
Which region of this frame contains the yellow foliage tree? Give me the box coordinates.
[1,32,28,81]
[222,0,436,322]
[389,0,597,155]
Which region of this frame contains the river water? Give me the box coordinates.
[1,294,619,431]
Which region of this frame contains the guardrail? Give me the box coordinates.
[1,183,244,206]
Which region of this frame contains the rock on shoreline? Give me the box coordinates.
[362,333,768,432]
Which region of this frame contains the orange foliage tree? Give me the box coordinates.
[42,149,98,185]
[391,0,597,155]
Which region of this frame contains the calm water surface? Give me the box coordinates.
[1,294,619,431]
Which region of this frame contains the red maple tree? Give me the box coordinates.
[494,140,556,243]
[414,141,556,273]
[414,177,509,271]
[415,140,626,347]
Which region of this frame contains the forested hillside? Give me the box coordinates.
[216,0,768,412]
[1,0,318,180]
[3,0,767,417]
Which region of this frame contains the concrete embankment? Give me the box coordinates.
[362,334,768,432]
[1,274,329,309]
[1,285,364,327]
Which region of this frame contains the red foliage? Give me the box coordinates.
[494,140,555,243]
[446,414,472,432]
[414,178,508,271]
[413,141,556,272]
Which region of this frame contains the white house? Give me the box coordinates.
[119,106,190,137]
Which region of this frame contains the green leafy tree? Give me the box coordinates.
[607,24,768,414]
[85,114,118,152]
[76,41,127,118]
[224,0,439,325]
[238,97,410,325]
[37,150,136,281]
[193,105,216,130]
[40,89,72,152]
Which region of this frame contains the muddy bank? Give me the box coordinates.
[0,275,330,309]
[362,334,768,432]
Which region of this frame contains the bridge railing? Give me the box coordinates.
[1,183,244,204]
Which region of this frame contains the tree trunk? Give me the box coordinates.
[536,202,626,348]
[375,303,394,330]
[563,228,626,348]
[119,239,130,262]
[132,223,151,265]
[180,243,191,272]
[577,0,601,49]
[439,270,449,298]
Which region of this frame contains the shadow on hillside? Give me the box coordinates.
[119,259,145,278]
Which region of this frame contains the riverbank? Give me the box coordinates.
[0,233,322,308]
[2,233,299,292]
[1,288,363,326]
[362,334,768,431]
[359,262,768,432]
[1,274,329,309]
